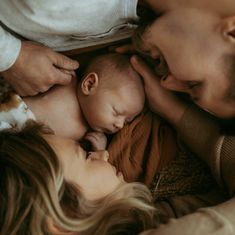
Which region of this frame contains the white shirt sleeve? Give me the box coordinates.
[140,198,235,235]
[0,26,21,72]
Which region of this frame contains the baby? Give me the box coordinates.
[0,53,145,149]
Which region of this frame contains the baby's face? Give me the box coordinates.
[82,83,145,134]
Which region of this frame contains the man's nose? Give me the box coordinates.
[160,74,187,93]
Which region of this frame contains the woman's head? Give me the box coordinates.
[0,121,158,235]
[0,122,64,235]
[44,133,125,201]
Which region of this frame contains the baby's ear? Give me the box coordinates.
[81,72,99,95]
[220,16,235,43]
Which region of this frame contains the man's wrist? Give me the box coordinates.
[162,101,189,126]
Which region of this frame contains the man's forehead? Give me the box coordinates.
[150,0,207,11]
[141,26,156,50]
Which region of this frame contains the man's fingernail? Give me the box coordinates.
[131,55,139,63]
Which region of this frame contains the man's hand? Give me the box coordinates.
[131,55,187,125]
[112,43,135,54]
[84,131,107,151]
[2,41,79,96]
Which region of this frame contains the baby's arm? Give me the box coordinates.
[83,131,107,151]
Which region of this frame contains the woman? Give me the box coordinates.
[0,121,159,235]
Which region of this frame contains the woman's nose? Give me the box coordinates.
[101,150,109,162]
[96,150,109,162]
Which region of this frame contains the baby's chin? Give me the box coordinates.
[105,129,118,134]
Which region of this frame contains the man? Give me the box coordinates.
[0,0,139,96]
[134,0,235,118]
[128,0,235,234]
[131,55,235,235]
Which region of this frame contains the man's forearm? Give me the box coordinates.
[0,26,21,72]
[140,197,235,235]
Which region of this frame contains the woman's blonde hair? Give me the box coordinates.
[0,121,159,235]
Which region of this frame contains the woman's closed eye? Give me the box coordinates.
[86,151,92,159]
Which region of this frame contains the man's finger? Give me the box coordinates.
[114,44,134,54]
[131,55,159,84]
[53,68,73,85]
[59,68,76,77]
[53,52,79,70]
[19,87,39,97]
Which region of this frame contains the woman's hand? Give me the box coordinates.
[84,131,107,151]
[2,41,79,96]
[131,55,188,125]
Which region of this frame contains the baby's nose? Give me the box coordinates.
[114,118,125,130]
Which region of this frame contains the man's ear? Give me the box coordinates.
[221,16,235,42]
[80,72,99,95]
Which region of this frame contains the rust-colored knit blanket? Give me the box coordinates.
[108,110,178,187]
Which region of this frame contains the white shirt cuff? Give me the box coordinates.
[125,0,139,20]
[0,27,21,72]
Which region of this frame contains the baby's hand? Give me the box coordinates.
[84,131,107,151]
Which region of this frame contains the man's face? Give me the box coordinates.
[141,8,235,118]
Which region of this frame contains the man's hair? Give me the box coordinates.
[132,8,158,53]
[0,121,159,235]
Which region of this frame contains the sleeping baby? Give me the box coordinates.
[0,53,145,150]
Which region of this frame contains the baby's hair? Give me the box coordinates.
[81,53,143,90]
[84,53,131,75]
[0,121,159,235]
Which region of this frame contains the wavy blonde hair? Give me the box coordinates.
[0,121,159,235]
